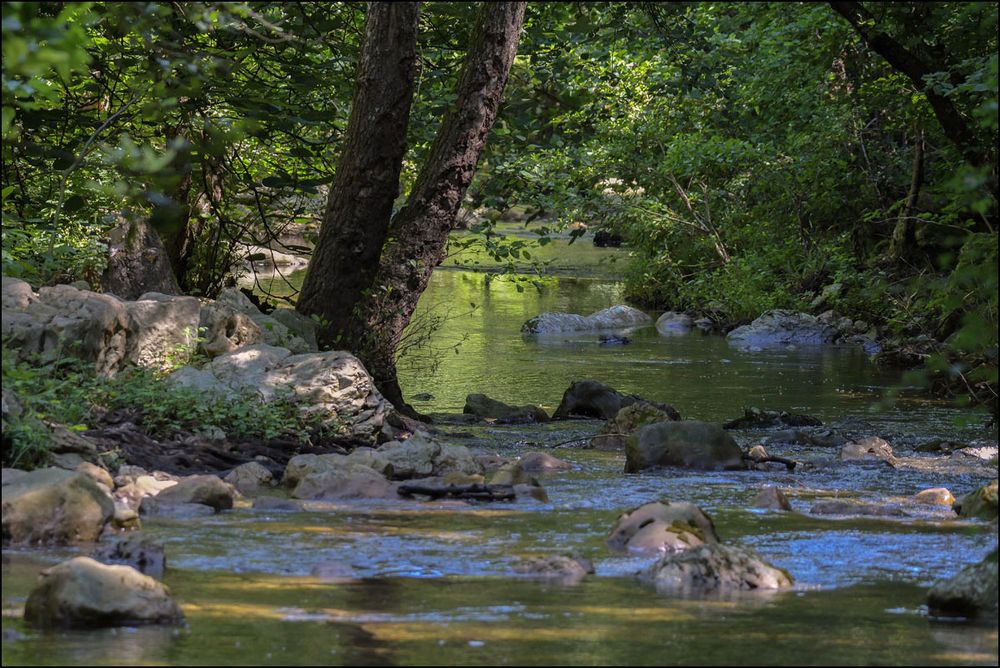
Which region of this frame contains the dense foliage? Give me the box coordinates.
[2,1,997,414]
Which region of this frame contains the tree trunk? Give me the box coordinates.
[351,1,527,415]
[296,2,420,347]
[890,127,925,261]
[829,2,981,165]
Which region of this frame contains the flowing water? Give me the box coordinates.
[3,265,997,665]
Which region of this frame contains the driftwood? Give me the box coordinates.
[397,483,516,501]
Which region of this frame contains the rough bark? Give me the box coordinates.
[889,127,925,261]
[351,2,527,414]
[829,2,981,165]
[100,221,182,300]
[296,2,420,345]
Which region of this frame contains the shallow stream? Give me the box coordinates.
[3,267,997,665]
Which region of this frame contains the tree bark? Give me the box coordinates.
[890,127,925,261]
[296,2,420,346]
[350,1,527,414]
[829,1,981,165]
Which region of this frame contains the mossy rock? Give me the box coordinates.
[953,479,998,520]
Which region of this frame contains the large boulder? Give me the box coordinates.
[1,278,201,374]
[23,557,183,627]
[170,343,393,443]
[153,475,234,511]
[625,421,744,472]
[953,479,998,520]
[100,221,181,300]
[640,544,793,593]
[224,462,274,496]
[214,288,316,353]
[463,394,548,423]
[2,468,113,545]
[591,401,681,450]
[727,309,838,349]
[522,305,651,334]
[291,464,397,500]
[927,549,998,621]
[198,301,263,358]
[607,501,719,554]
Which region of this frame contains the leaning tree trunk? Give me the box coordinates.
[296,2,420,347]
[889,127,925,262]
[350,1,527,415]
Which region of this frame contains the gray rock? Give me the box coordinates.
[952,480,998,520]
[215,288,315,353]
[727,309,838,349]
[291,464,397,500]
[24,557,183,627]
[723,407,822,429]
[153,475,234,511]
[625,421,744,472]
[198,301,263,358]
[752,487,792,511]
[641,543,793,593]
[138,498,216,518]
[927,550,998,620]
[655,311,694,335]
[514,555,594,584]
[224,462,274,496]
[2,468,114,545]
[518,452,573,473]
[591,400,682,451]
[840,437,895,464]
[91,532,166,578]
[810,499,906,517]
[554,380,678,422]
[607,501,719,554]
[463,394,548,423]
[522,305,651,334]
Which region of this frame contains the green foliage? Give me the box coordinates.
[2,348,323,468]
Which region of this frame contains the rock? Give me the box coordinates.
[23,557,183,627]
[2,468,28,486]
[223,462,274,496]
[518,452,572,473]
[764,429,844,448]
[840,437,895,464]
[809,283,842,310]
[153,475,234,511]
[198,301,263,358]
[641,544,793,593]
[723,407,822,429]
[810,499,906,517]
[598,334,631,346]
[111,503,140,531]
[170,343,392,443]
[100,221,181,300]
[951,445,999,461]
[377,433,482,480]
[607,501,719,554]
[554,380,679,422]
[655,311,694,335]
[625,421,745,472]
[138,498,216,518]
[522,305,652,334]
[252,496,302,511]
[463,394,549,423]
[291,464,397,500]
[75,462,114,490]
[727,309,838,349]
[592,229,623,247]
[752,487,792,511]
[913,488,955,506]
[952,480,998,520]
[489,461,537,486]
[591,400,681,451]
[2,468,114,545]
[214,288,315,353]
[927,549,998,620]
[91,532,166,577]
[747,445,769,461]
[345,447,395,477]
[514,482,549,503]
[514,555,594,584]
[124,292,202,370]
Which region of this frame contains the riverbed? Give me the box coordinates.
[2,265,997,665]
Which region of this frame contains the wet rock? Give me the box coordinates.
[153,475,234,511]
[840,437,895,464]
[951,445,999,461]
[655,311,693,335]
[514,555,594,584]
[291,464,397,500]
[641,544,793,593]
[752,487,792,511]
[252,496,302,512]
[111,503,140,531]
[463,394,549,423]
[170,343,392,443]
[138,498,216,518]
[727,309,838,349]
[598,334,631,346]
[91,532,166,577]
[2,468,114,545]
[24,557,183,627]
[591,401,681,451]
[607,501,718,554]
[522,305,651,334]
[514,482,549,503]
[927,549,998,621]
[75,462,114,490]
[554,380,679,421]
[810,499,906,517]
[223,462,274,496]
[625,421,744,472]
[518,452,572,473]
[723,407,822,430]
[411,393,434,402]
[488,461,537,486]
[913,488,955,506]
[952,480,998,520]
[377,433,482,480]
[763,429,844,448]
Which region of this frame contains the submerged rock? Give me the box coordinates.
[810,499,906,517]
[514,555,594,584]
[840,437,895,464]
[952,480,998,520]
[625,421,744,472]
[2,468,114,545]
[927,549,998,621]
[641,544,793,594]
[607,501,719,554]
[24,557,183,628]
[591,401,681,451]
[553,380,680,422]
[518,452,573,473]
[655,311,694,335]
[723,407,822,430]
[91,532,166,578]
[522,305,651,334]
[751,487,792,511]
[463,393,548,423]
[727,309,838,349]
